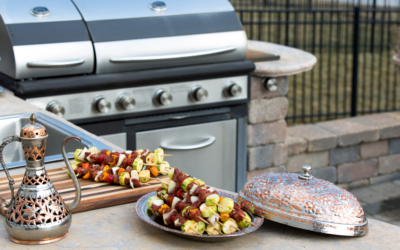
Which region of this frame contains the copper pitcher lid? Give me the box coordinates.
[20,114,47,139]
[238,165,368,236]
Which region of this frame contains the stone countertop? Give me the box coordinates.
[0,200,399,249]
[248,40,317,77]
[0,45,398,249]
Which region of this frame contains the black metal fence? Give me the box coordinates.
[231,0,400,124]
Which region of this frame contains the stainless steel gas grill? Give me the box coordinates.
[0,0,255,192]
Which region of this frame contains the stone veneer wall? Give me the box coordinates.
[247,75,289,176]
[247,76,400,190]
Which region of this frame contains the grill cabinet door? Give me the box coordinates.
[136,119,237,192]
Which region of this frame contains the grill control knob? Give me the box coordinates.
[154,89,173,106]
[116,93,135,110]
[224,82,242,97]
[94,96,111,113]
[190,86,208,102]
[46,101,65,117]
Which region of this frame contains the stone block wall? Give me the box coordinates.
[247,76,288,179]
[285,113,400,190]
[246,77,400,190]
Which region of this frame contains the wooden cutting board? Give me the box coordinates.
[0,167,166,215]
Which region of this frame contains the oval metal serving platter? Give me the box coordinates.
[135,190,264,242]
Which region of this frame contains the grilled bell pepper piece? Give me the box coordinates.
[109,155,117,165]
[102,172,109,181]
[103,165,110,173]
[220,212,230,222]
[82,172,91,179]
[149,166,159,177]
[117,167,126,176]
[158,204,171,214]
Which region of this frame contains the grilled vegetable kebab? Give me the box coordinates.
[147,168,253,235]
[68,147,171,189]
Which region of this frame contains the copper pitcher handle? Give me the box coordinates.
[61,136,82,212]
[0,135,20,207]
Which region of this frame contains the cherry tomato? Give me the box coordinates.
[126,158,133,166]
[98,154,105,163]
[106,175,115,184]
[176,189,184,199]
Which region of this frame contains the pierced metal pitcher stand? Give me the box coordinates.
[0,114,81,244]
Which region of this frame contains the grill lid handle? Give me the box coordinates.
[160,136,216,150]
[110,46,236,62]
[27,58,85,68]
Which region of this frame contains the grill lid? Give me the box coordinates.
[72,0,247,74]
[0,0,94,79]
[238,166,368,236]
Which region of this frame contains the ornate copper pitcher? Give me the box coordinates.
[0,114,81,244]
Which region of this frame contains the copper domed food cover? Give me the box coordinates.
[238,165,368,236]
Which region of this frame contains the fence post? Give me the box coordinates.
[285,0,289,45]
[370,0,377,53]
[351,7,360,117]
